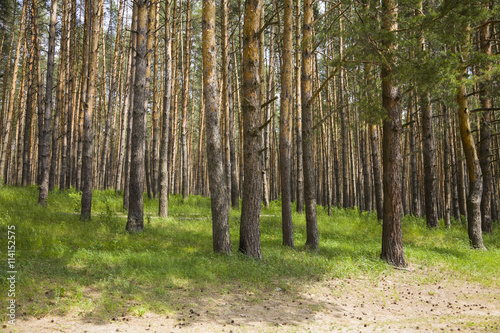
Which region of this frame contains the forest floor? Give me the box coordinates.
[10,266,500,332]
[1,186,500,332]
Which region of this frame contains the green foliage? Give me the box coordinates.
[0,186,498,321]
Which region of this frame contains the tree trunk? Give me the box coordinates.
[81,0,104,219]
[295,0,304,213]
[457,82,485,249]
[380,0,405,267]
[420,93,439,228]
[301,0,319,250]
[280,0,294,248]
[369,124,383,221]
[126,0,148,232]
[239,0,263,259]
[181,0,192,200]
[443,103,451,228]
[202,0,232,254]
[479,18,492,234]
[229,54,240,209]
[38,0,55,204]
[101,0,124,190]
[159,0,172,218]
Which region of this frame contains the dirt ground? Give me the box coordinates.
[5,267,500,333]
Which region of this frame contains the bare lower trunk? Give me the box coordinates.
[126,0,148,232]
[301,0,319,250]
[81,0,103,220]
[159,0,172,218]
[370,124,383,221]
[457,83,485,249]
[239,0,263,259]
[203,0,232,253]
[420,94,438,228]
[380,0,405,267]
[280,0,294,248]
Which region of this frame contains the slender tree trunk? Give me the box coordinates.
[443,103,451,228]
[380,0,405,267]
[123,3,138,209]
[203,0,232,253]
[180,0,192,200]
[101,0,124,190]
[126,0,148,232]
[479,18,492,233]
[420,93,439,227]
[229,54,240,209]
[295,0,304,213]
[280,0,294,248]
[81,0,104,219]
[38,0,55,204]
[151,5,160,198]
[301,0,319,250]
[370,124,383,221]
[239,0,263,259]
[159,0,172,218]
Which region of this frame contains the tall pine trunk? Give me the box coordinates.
[380,0,405,267]
[81,0,104,219]
[202,0,232,253]
[159,0,172,218]
[126,0,148,232]
[280,0,294,248]
[301,0,319,250]
[239,0,263,259]
[38,0,55,204]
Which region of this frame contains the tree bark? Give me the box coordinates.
[159,0,172,218]
[420,93,439,228]
[380,0,405,267]
[203,0,232,254]
[181,0,192,200]
[302,0,319,250]
[280,0,294,248]
[370,124,383,221]
[457,83,485,249]
[126,0,148,232]
[38,0,55,204]
[479,18,492,233]
[295,0,304,213]
[81,0,104,220]
[239,0,263,259]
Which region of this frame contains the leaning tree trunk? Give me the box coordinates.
[457,84,485,249]
[126,0,148,232]
[159,0,172,218]
[380,0,405,267]
[457,24,485,249]
[301,0,319,250]
[280,0,294,248]
[239,0,263,259]
[81,0,104,220]
[202,0,232,254]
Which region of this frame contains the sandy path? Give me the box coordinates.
[5,269,500,332]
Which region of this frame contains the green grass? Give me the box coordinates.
[0,185,499,321]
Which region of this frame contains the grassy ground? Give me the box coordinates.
[0,185,499,324]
